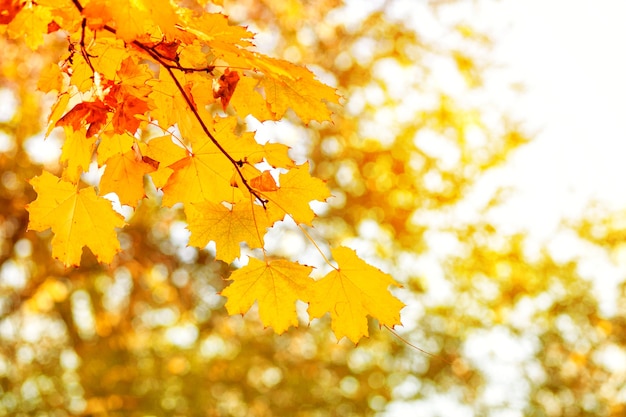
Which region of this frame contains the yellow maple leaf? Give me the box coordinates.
[161,149,236,206]
[262,162,331,225]
[60,127,96,183]
[183,12,254,48]
[261,142,295,169]
[85,0,183,43]
[222,258,314,334]
[144,135,187,188]
[161,117,265,206]
[230,74,275,122]
[108,3,146,42]
[100,149,156,207]
[68,50,96,92]
[185,199,272,263]
[27,171,126,266]
[308,247,405,343]
[88,37,129,81]
[37,62,63,93]
[7,4,52,50]
[96,131,135,166]
[46,93,70,136]
[258,58,340,125]
[209,117,269,163]
[148,71,197,131]
[81,0,113,30]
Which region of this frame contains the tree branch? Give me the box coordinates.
[69,0,267,206]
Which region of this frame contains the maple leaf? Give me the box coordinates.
[96,131,135,165]
[56,100,110,138]
[27,171,126,266]
[81,0,112,30]
[113,56,153,96]
[100,149,156,207]
[161,149,237,206]
[37,62,63,93]
[213,69,240,111]
[230,74,275,122]
[87,0,181,43]
[261,142,295,169]
[60,127,97,183]
[308,247,405,343]
[6,4,52,50]
[257,57,341,124]
[143,135,188,188]
[0,0,24,25]
[221,258,314,334]
[250,171,278,192]
[184,12,255,48]
[262,162,331,225]
[106,90,150,134]
[161,117,265,205]
[46,93,70,136]
[87,37,129,81]
[148,71,198,131]
[186,199,273,263]
[103,57,153,134]
[67,52,96,93]
[149,40,180,61]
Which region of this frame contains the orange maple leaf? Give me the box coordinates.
[114,56,153,95]
[250,171,278,192]
[221,258,314,334]
[186,199,273,263]
[56,100,110,138]
[107,92,150,134]
[0,0,24,25]
[27,171,126,266]
[213,69,240,111]
[308,247,405,343]
[81,0,112,30]
[104,57,153,134]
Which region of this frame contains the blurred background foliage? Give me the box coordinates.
[1,0,625,416]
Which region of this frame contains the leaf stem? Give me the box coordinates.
[384,325,451,364]
[296,223,337,271]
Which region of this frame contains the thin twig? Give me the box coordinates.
[79,19,95,74]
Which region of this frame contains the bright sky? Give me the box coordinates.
[482,0,626,236]
[466,3,626,416]
[387,3,626,416]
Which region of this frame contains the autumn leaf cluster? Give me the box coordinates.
[1,0,404,342]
